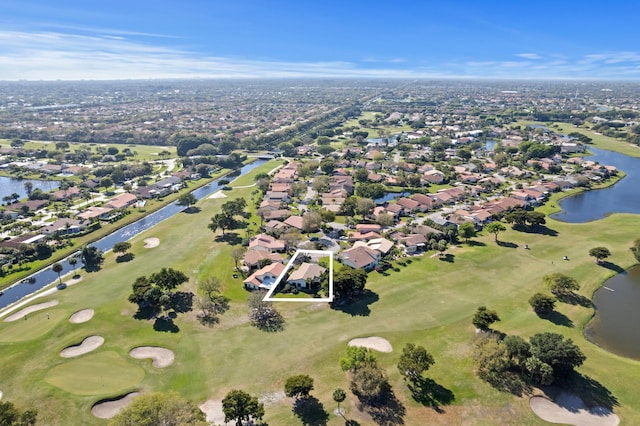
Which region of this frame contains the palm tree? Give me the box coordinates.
[52,263,63,285]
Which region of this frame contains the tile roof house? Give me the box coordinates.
[243,262,286,290]
[105,192,138,209]
[287,262,326,289]
[249,234,286,252]
[242,249,283,270]
[339,246,380,271]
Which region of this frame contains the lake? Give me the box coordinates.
[584,266,640,359]
[551,147,640,222]
[0,176,60,202]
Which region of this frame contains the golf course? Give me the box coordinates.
[1,158,640,425]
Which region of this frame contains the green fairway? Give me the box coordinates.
[0,309,65,342]
[44,351,144,395]
[0,157,640,424]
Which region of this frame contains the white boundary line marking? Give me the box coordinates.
[263,249,333,303]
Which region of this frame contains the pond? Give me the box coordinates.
[0,176,60,202]
[0,160,267,309]
[374,191,410,204]
[551,147,640,222]
[584,266,640,359]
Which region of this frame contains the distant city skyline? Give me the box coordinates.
[2,0,640,81]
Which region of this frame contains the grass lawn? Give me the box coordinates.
[0,139,177,162]
[44,351,145,396]
[1,158,640,424]
[0,308,65,342]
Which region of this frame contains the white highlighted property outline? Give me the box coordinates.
[263,249,333,303]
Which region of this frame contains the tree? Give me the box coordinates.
[529,332,586,377]
[302,211,323,234]
[333,388,346,414]
[528,293,556,314]
[589,246,611,264]
[472,306,500,331]
[340,346,377,371]
[284,374,315,400]
[247,291,284,332]
[128,268,189,317]
[544,273,580,296]
[222,390,264,426]
[0,400,37,426]
[231,246,246,270]
[472,334,511,385]
[349,363,390,405]
[631,239,640,262]
[339,196,358,216]
[312,175,330,193]
[208,212,235,236]
[80,245,104,271]
[23,181,33,198]
[525,356,555,385]
[356,197,375,220]
[397,343,435,381]
[108,391,206,426]
[177,193,197,209]
[100,177,113,191]
[484,222,506,242]
[375,212,395,227]
[52,262,63,285]
[458,222,477,242]
[354,167,369,183]
[333,266,368,301]
[68,256,78,272]
[113,241,132,260]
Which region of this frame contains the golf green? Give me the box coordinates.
[45,351,144,395]
[0,309,65,343]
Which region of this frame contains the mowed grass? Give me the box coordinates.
[44,351,144,395]
[1,158,640,424]
[0,139,177,161]
[0,309,65,342]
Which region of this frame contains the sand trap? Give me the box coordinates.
[129,346,174,368]
[0,390,3,400]
[208,191,227,199]
[69,309,94,324]
[60,336,104,358]
[200,400,228,425]
[200,392,284,424]
[348,336,393,353]
[530,393,620,426]
[4,300,59,322]
[143,237,160,248]
[91,392,140,419]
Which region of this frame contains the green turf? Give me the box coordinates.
[44,351,144,395]
[0,308,65,342]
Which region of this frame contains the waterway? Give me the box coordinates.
[0,176,60,201]
[551,147,640,222]
[584,266,640,359]
[375,191,410,204]
[0,160,267,309]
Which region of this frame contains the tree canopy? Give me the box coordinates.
[397,343,435,381]
[284,374,315,400]
[484,222,506,242]
[588,246,611,263]
[0,401,37,426]
[472,306,500,331]
[528,293,556,314]
[108,392,206,426]
[544,273,580,296]
[333,266,368,301]
[222,390,265,426]
[529,332,586,376]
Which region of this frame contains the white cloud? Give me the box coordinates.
[1,30,640,80]
[516,53,542,60]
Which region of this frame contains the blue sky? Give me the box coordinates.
[1,0,639,80]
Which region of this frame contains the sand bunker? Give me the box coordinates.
[208,191,227,199]
[0,390,3,400]
[91,392,140,419]
[143,237,160,248]
[60,336,104,358]
[199,400,227,425]
[4,300,59,322]
[129,346,174,368]
[69,309,94,324]
[530,393,620,426]
[348,336,393,353]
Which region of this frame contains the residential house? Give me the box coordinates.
[287,262,326,289]
[353,237,394,257]
[249,234,286,252]
[242,249,283,270]
[339,246,380,271]
[243,262,286,290]
[105,193,138,210]
[40,218,87,236]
